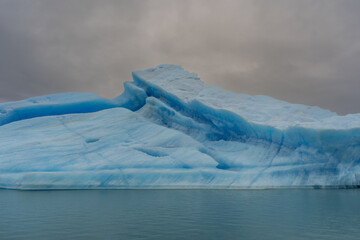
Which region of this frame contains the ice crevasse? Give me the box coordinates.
[1,64,360,189]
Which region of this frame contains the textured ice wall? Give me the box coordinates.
[1,64,360,189]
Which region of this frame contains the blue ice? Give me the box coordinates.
[1,64,360,189]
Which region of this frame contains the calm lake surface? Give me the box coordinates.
[1,189,360,240]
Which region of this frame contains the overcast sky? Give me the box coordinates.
[0,0,360,114]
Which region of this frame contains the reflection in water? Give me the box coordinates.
[0,189,359,240]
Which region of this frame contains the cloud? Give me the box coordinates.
[0,0,360,114]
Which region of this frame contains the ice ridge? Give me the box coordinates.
[1,64,360,189]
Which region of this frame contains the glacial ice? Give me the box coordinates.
[1,64,360,189]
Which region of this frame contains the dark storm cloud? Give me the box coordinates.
[0,0,360,114]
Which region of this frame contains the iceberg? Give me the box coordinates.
[1,64,360,189]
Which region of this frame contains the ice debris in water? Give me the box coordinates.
[1,64,360,189]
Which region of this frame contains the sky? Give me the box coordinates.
[0,0,360,115]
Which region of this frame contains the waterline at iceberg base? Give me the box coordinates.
[1,65,360,190]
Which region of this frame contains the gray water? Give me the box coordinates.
[1,189,360,240]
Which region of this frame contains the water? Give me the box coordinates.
[1,189,360,240]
